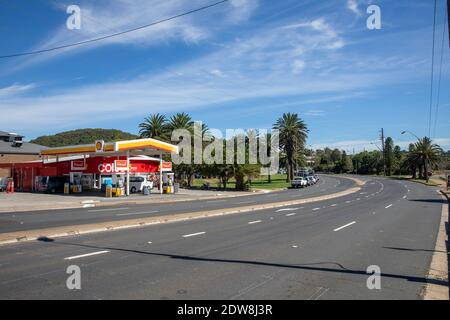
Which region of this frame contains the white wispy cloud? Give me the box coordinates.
[0,12,431,134]
[346,0,361,16]
[304,110,325,117]
[0,83,36,97]
[7,0,259,72]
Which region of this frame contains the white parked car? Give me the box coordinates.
[291,176,308,188]
[306,176,317,185]
[129,176,153,193]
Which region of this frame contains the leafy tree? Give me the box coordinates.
[335,151,353,173]
[384,137,394,176]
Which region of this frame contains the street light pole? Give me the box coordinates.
[401,130,421,141]
[380,128,386,177]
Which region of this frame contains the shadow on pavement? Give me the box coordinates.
[37,237,448,288]
[383,246,447,254]
[409,199,445,204]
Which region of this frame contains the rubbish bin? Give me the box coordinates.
[105,185,112,198]
[174,183,179,193]
[143,186,150,195]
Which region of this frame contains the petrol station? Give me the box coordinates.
[0,137,178,196]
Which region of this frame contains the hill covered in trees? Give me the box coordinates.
[30,129,138,147]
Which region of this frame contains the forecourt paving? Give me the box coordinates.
[0,176,445,299]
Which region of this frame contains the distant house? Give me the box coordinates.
[0,131,46,177]
[305,155,315,166]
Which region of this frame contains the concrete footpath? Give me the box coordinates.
[423,191,449,300]
[0,178,364,245]
[0,188,260,213]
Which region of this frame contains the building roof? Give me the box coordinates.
[0,140,46,155]
[0,131,23,138]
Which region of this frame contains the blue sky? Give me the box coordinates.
[0,0,449,152]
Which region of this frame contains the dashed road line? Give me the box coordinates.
[116,210,159,216]
[88,208,129,213]
[236,201,256,205]
[312,208,320,211]
[333,221,356,232]
[64,250,110,260]
[182,232,206,238]
[276,208,299,212]
[286,213,297,217]
[248,220,262,225]
[385,204,393,209]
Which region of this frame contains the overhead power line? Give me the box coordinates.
[0,0,229,59]
[432,14,448,138]
[427,0,438,138]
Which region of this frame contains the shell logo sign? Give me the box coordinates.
[95,140,105,153]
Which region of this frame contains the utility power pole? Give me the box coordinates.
[380,128,386,176]
[447,0,450,46]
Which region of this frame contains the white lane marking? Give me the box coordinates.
[182,232,206,238]
[116,210,159,216]
[276,208,299,212]
[345,201,352,203]
[64,250,110,260]
[236,201,255,205]
[286,213,297,217]
[248,220,262,225]
[147,241,152,244]
[333,221,356,232]
[385,204,393,209]
[330,204,337,207]
[83,204,95,208]
[402,196,407,199]
[312,208,320,211]
[88,207,129,213]
[356,198,361,201]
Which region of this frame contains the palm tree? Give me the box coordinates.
[405,143,419,179]
[167,112,194,132]
[138,114,168,141]
[412,137,443,182]
[273,113,309,182]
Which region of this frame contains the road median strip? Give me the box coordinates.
[0,177,364,246]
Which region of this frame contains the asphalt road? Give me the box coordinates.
[0,176,445,299]
[0,175,353,233]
